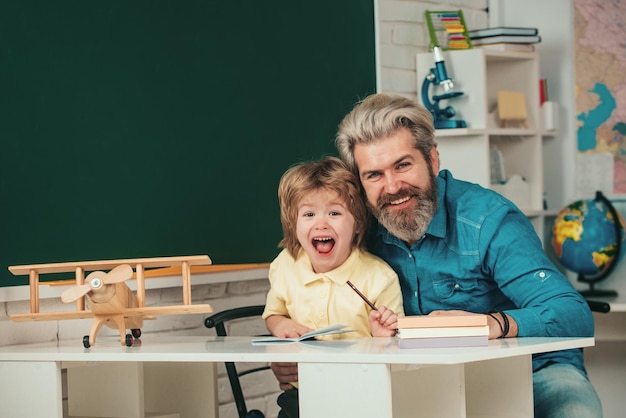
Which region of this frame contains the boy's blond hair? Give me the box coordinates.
[278,156,369,258]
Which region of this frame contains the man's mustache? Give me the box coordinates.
[377,186,422,208]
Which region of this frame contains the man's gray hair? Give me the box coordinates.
[335,93,436,174]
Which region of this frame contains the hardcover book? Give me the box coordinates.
[398,335,488,349]
[397,325,489,339]
[468,26,538,39]
[397,315,487,329]
[471,35,541,46]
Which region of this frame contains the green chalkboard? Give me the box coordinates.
[0,2,376,286]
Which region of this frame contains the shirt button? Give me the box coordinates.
[318,312,324,318]
[454,284,460,289]
[539,271,546,278]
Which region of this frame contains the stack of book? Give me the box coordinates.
[468,26,541,52]
[396,314,489,349]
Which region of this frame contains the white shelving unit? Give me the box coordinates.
[417,48,546,237]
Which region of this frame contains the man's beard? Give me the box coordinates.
[369,174,438,244]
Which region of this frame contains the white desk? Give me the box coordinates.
[579,296,626,418]
[0,336,593,418]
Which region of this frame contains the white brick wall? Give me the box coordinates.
[1,3,493,416]
[378,0,489,99]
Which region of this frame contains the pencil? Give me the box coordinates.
[346,280,378,311]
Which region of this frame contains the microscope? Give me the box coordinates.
[421,46,467,129]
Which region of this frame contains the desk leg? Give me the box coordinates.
[0,361,63,418]
[68,361,217,418]
[390,364,466,417]
[144,362,217,418]
[299,356,533,418]
[69,362,145,417]
[465,355,533,417]
[392,356,533,418]
[298,363,393,418]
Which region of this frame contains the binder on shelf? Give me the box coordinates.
[539,78,549,104]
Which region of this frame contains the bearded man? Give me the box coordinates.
[332,93,602,418]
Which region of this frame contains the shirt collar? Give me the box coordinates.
[295,248,362,285]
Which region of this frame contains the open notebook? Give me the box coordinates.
[251,324,354,345]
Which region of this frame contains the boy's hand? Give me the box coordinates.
[269,316,313,339]
[369,306,398,337]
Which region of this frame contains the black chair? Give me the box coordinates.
[205,305,269,418]
[586,299,611,313]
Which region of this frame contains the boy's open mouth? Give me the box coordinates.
[313,237,335,254]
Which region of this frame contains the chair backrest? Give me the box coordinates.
[204,305,268,418]
[205,305,266,336]
[587,300,610,313]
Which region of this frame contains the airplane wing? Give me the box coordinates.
[9,304,213,323]
[122,304,213,317]
[10,310,94,322]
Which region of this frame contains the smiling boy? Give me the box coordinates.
[263,156,403,418]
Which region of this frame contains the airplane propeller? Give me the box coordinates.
[61,264,134,303]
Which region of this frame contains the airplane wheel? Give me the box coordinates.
[125,333,133,347]
[83,336,90,348]
[131,328,141,338]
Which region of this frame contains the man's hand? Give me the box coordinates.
[270,362,298,391]
[428,309,518,339]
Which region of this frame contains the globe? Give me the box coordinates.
[551,191,626,296]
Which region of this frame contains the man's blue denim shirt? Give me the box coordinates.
[369,170,594,373]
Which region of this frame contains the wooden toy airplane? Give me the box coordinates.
[8,255,214,348]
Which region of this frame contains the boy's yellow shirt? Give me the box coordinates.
[263,248,404,339]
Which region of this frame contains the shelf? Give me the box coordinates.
[523,209,545,218]
[542,209,562,217]
[418,48,545,239]
[481,49,538,61]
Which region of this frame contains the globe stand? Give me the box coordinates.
[577,191,621,298]
[577,280,618,298]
